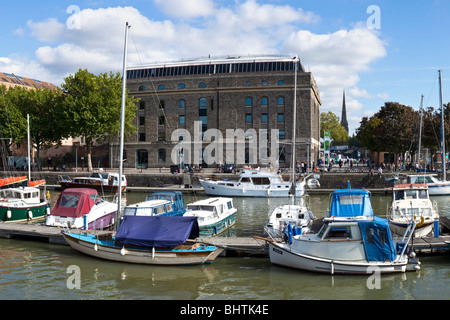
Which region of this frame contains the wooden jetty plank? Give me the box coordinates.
[0,222,66,245]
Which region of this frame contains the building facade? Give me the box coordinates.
[123,55,321,169]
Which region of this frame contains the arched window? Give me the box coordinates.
[261,97,268,107]
[158,149,166,162]
[157,84,166,90]
[178,83,186,89]
[245,97,253,106]
[138,85,147,91]
[277,80,285,85]
[245,81,252,86]
[136,149,148,169]
[261,80,268,86]
[277,96,285,105]
[198,82,207,88]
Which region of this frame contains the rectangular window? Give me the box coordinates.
[261,113,268,123]
[139,116,145,126]
[277,113,284,123]
[159,116,165,125]
[245,114,252,123]
[279,130,285,140]
[139,133,146,142]
[179,115,185,124]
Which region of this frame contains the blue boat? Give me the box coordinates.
[63,215,224,265]
[327,183,374,221]
[123,191,186,217]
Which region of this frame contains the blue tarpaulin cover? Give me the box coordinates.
[359,216,397,261]
[329,188,374,218]
[115,216,199,247]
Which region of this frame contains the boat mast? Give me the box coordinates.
[439,70,446,181]
[116,22,130,230]
[289,57,299,201]
[418,95,424,168]
[27,114,31,184]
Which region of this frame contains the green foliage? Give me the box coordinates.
[320,111,349,145]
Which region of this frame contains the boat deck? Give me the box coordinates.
[0,222,448,256]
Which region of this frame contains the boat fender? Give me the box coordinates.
[120,247,126,256]
[27,210,33,220]
[94,244,98,251]
[415,216,425,227]
[6,210,11,219]
[46,206,51,216]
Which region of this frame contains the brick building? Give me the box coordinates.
[123,55,321,169]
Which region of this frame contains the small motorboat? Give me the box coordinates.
[387,183,440,237]
[62,215,224,265]
[265,197,315,237]
[0,186,48,222]
[184,197,237,237]
[45,188,117,229]
[123,191,186,217]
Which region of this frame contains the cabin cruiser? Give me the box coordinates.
[46,188,117,229]
[400,173,450,196]
[387,183,440,237]
[184,197,237,237]
[123,191,186,217]
[199,168,319,198]
[0,186,48,222]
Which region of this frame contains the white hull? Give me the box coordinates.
[427,184,450,195]
[268,242,412,274]
[200,180,304,197]
[265,203,314,236]
[63,233,224,265]
[46,202,117,229]
[389,221,434,238]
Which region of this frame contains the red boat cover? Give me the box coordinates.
[51,188,100,218]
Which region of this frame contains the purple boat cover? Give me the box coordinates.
[115,215,199,247]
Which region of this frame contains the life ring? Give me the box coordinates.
[313,167,319,172]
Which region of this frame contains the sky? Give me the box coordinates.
[0,0,449,136]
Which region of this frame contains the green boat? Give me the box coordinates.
[0,187,49,223]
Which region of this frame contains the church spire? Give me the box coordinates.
[341,90,349,133]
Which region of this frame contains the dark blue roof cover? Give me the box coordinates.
[115,216,199,247]
[359,216,397,261]
[329,188,374,218]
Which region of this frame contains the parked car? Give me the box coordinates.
[221,164,236,173]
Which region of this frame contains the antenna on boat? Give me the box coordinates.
[116,22,131,231]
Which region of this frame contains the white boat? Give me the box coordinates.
[400,174,450,196]
[123,191,186,217]
[184,197,237,237]
[45,188,117,229]
[268,216,420,274]
[199,168,318,197]
[265,197,315,237]
[0,186,49,222]
[387,183,440,237]
[62,215,224,265]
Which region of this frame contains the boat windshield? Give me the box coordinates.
[60,194,80,208]
[187,205,215,212]
[394,207,434,218]
[124,207,153,216]
[394,189,428,200]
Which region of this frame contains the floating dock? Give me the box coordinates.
[0,222,448,256]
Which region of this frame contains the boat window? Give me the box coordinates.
[394,190,405,200]
[135,207,153,216]
[155,206,167,215]
[187,205,215,212]
[240,177,251,183]
[252,177,270,185]
[404,190,416,199]
[89,193,101,203]
[365,228,387,244]
[60,195,80,208]
[227,201,233,209]
[325,226,352,239]
[418,190,428,199]
[165,203,173,212]
[123,208,137,216]
[340,195,363,205]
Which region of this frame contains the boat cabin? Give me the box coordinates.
[0,187,41,205]
[186,198,234,218]
[393,184,429,201]
[146,191,185,214]
[327,187,374,220]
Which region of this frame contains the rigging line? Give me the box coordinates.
[129,29,171,132]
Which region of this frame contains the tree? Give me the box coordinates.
[356,116,383,152]
[61,69,138,171]
[320,111,349,145]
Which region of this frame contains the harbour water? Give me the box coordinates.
[0,191,449,301]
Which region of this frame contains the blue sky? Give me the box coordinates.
[1,0,449,135]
